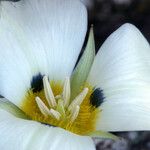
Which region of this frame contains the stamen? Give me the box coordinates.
[70,105,80,123]
[68,88,88,111]
[62,77,70,107]
[35,97,50,117]
[49,109,61,120]
[34,76,90,127]
[43,76,56,108]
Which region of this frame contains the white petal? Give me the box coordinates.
[87,23,150,131]
[96,87,150,131]
[1,0,87,81]
[0,0,87,105]
[0,110,95,150]
[0,23,32,105]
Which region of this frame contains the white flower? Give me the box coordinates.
[0,0,150,150]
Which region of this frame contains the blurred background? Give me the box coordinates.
[84,0,150,49]
[82,0,150,150]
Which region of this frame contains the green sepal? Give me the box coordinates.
[71,27,95,99]
[86,130,119,140]
[0,98,31,120]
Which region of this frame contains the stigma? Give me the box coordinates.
[35,76,88,123]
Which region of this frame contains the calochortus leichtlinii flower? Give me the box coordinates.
[0,0,150,150]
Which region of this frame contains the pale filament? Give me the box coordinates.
[35,76,88,123]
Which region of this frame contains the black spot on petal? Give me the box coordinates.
[90,88,105,107]
[31,73,44,93]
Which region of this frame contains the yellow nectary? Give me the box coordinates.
[21,77,99,135]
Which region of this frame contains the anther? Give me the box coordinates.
[70,105,80,123]
[49,109,61,120]
[68,88,88,111]
[62,77,70,107]
[43,76,57,108]
[35,97,50,117]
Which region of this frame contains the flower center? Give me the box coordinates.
[36,76,89,123]
[21,76,99,135]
